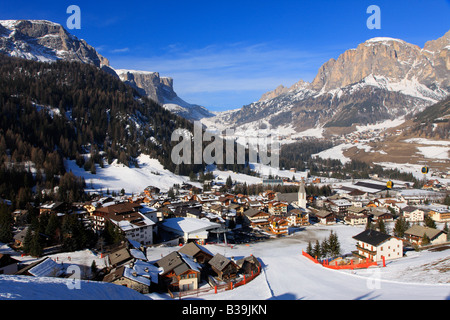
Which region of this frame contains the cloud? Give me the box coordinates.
[110,47,130,53]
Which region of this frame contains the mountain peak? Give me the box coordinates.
[0,19,109,67]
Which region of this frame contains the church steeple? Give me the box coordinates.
[298,178,307,209]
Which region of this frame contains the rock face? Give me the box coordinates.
[0,20,109,67]
[115,69,215,121]
[203,30,450,134]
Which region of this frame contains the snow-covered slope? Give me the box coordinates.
[0,275,149,300]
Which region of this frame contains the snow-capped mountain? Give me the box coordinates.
[0,20,109,67]
[203,30,450,136]
[115,68,215,121]
[0,19,213,121]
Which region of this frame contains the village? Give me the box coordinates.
[0,173,449,299]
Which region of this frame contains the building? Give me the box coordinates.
[313,210,336,225]
[401,206,425,222]
[93,202,155,245]
[268,216,289,236]
[178,242,214,264]
[404,225,448,246]
[344,206,368,226]
[155,251,202,292]
[160,217,220,244]
[208,253,239,281]
[298,179,307,209]
[427,206,450,222]
[352,229,403,262]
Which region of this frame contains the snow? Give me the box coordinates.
[65,154,201,194]
[0,275,149,300]
[312,143,353,164]
[416,146,449,160]
[366,37,405,44]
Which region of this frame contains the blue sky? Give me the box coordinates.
[1,1,449,111]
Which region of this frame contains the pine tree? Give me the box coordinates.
[393,217,410,238]
[312,240,321,259]
[377,219,387,234]
[306,241,313,256]
[424,215,437,229]
[421,233,430,246]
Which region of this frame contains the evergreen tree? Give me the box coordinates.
[312,240,321,259]
[424,215,437,229]
[328,231,341,257]
[377,219,387,234]
[393,217,410,238]
[30,232,43,257]
[421,233,430,246]
[306,241,313,256]
[0,204,12,243]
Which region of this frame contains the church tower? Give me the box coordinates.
[298,179,307,209]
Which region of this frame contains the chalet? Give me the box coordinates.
[286,208,309,226]
[268,201,288,215]
[208,253,239,281]
[268,216,288,236]
[16,257,65,277]
[178,242,214,264]
[39,201,68,215]
[155,251,202,292]
[12,209,28,226]
[344,206,368,226]
[404,225,448,246]
[0,254,20,275]
[107,247,133,268]
[353,229,403,262]
[401,206,425,222]
[328,199,352,218]
[235,255,260,275]
[313,210,336,225]
[369,208,393,222]
[103,260,160,294]
[243,208,270,228]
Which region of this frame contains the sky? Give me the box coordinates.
[1,0,449,111]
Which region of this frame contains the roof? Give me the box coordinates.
[352,229,392,246]
[27,257,65,277]
[178,242,214,258]
[208,253,235,272]
[161,217,220,234]
[404,225,446,240]
[155,251,201,276]
[108,247,132,266]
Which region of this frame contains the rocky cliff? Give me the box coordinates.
[0,20,109,67]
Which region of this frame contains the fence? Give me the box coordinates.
[302,250,378,270]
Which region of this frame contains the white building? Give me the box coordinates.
[353,229,403,262]
[298,179,307,209]
[160,217,221,243]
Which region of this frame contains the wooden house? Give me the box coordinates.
[178,242,214,264]
[404,225,448,246]
[208,253,239,281]
[155,251,202,292]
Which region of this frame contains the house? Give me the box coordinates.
[268,201,288,215]
[155,251,202,292]
[103,260,160,294]
[39,201,68,215]
[178,242,214,264]
[401,206,425,222]
[235,255,260,275]
[369,208,394,222]
[286,208,309,226]
[0,254,20,275]
[16,257,65,277]
[344,206,368,226]
[353,229,403,262]
[243,208,270,228]
[106,247,133,268]
[404,225,448,246]
[328,199,352,218]
[268,216,288,236]
[313,210,336,225]
[208,253,239,281]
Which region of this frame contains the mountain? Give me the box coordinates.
[203,31,450,137]
[0,19,213,122]
[0,20,109,67]
[114,69,215,121]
